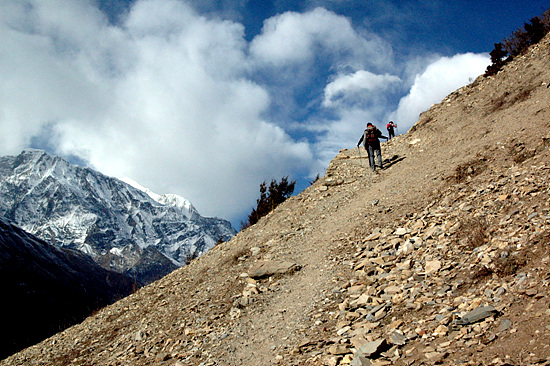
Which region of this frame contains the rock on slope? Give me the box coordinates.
[0,217,135,360]
[2,35,550,366]
[0,150,236,284]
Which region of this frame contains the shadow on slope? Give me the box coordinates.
[0,218,136,360]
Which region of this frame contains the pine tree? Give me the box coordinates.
[485,9,550,76]
[241,177,296,229]
[485,42,508,76]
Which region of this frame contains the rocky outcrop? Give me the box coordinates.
[313,154,550,365]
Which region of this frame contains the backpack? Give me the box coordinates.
[364,126,379,144]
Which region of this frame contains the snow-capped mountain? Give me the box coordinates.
[0,149,236,284]
[119,176,200,220]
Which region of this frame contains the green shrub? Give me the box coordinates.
[485,10,550,76]
[241,176,296,229]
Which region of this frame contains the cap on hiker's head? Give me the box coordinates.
[367,122,373,127]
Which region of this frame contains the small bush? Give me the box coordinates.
[464,217,489,249]
[508,141,536,164]
[309,173,320,186]
[449,158,487,183]
[485,11,550,76]
[456,217,489,251]
[494,255,526,277]
[241,176,296,229]
[485,43,508,76]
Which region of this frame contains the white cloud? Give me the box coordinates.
[246,6,398,166]
[250,7,392,70]
[0,0,312,223]
[390,53,490,130]
[323,70,401,107]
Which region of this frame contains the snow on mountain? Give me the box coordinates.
[120,177,200,220]
[0,149,236,284]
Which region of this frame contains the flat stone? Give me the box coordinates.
[356,293,371,305]
[456,306,498,325]
[356,338,390,358]
[350,353,372,366]
[348,285,365,294]
[329,344,350,355]
[425,351,445,362]
[389,331,407,346]
[366,232,382,241]
[401,241,415,255]
[525,288,539,297]
[498,319,512,332]
[155,352,170,362]
[433,324,448,336]
[394,228,408,236]
[250,247,261,256]
[424,260,441,275]
[325,177,344,186]
[388,319,403,329]
[341,354,354,364]
[384,286,401,295]
[423,225,441,238]
[351,334,369,349]
[248,260,299,279]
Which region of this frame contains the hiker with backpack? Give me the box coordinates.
[357,122,388,171]
[387,121,397,140]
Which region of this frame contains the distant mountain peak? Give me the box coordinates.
[119,177,199,219]
[0,149,236,284]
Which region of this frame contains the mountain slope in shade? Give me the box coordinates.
[0,149,236,284]
[0,217,135,360]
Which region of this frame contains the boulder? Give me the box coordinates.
[248,260,299,279]
[456,306,498,325]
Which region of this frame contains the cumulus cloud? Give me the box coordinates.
[323,70,401,107]
[390,53,490,130]
[0,0,312,223]
[250,7,392,70]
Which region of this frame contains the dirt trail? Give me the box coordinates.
[221,136,443,364]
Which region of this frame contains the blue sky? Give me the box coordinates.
[1,0,548,227]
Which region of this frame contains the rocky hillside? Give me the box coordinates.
[0,218,135,360]
[2,35,550,366]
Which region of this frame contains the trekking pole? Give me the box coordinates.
[357,146,364,167]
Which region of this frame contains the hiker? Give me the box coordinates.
[357,122,388,171]
[387,121,397,140]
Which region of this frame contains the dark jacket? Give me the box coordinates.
[357,125,386,147]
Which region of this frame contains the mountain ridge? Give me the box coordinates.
[2,34,550,366]
[0,149,236,284]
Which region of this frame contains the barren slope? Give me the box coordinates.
[2,35,550,366]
